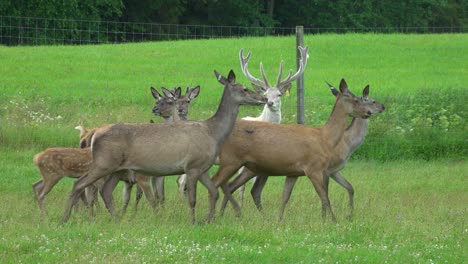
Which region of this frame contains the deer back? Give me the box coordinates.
[33,148,92,178]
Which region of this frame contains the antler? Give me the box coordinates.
[239,49,269,92]
[276,46,309,93]
[239,46,309,94]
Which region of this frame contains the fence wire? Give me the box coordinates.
[1,16,466,46]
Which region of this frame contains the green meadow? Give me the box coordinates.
[0,34,466,262]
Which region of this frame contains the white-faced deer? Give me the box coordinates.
[221,82,385,220]
[234,45,308,204]
[177,46,309,200]
[212,79,382,222]
[61,70,267,224]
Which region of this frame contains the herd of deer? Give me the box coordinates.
[32,46,385,224]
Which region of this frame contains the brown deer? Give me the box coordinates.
[176,46,309,202]
[32,125,103,213]
[61,70,267,224]
[149,86,200,204]
[219,82,385,220]
[82,87,192,215]
[235,45,308,203]
[212,79,382,222]
[111,86,200,214]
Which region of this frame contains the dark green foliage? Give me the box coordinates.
[0,0,466,45]
[351,91,467,161]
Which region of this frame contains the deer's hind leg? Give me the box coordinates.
[136,175,158,211]
[33,172,62,213]
[61,167,114,224]
[198,171,219,223]
[330,172,354,219]
[279,176,299,221]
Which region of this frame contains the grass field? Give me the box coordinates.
[0,33,467,262]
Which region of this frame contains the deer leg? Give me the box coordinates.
[137,176,158,211]
[32,179,45,212]
[177,174,187,196]
[330,172,354,219]
[121,181,132,215]
[213,164,244,216]
[33,174,61,214]
[61,170,108,224]
[198,171,219,223]
[99,174,121,220]
[279,176,299,221]
[306,171,336,223]
[184,171,198,224]
[32,179,44,199]
[250,174,268,211]
[219,167,257,216]
[84,184,99,217]
[236,167,246,207]
[152,176,165,206]
[134,185,143,212]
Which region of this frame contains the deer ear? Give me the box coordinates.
[162,87,175,98]
[279,83,292,95]
[189,85,200,100]
[363,85,369,98]
[151,87,162,100]
[339,79,349,93]
[214,70,227,85]
[174,87,182,98]
[74,125,88,137]
[325,81,339,97]
[227,70,236,83]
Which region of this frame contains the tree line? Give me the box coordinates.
[0,0,466,45]
[2,0,466,29]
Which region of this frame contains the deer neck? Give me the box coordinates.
[171,107,181,122]
[258,101,281,124]
[344,118,370,153]
[322,97,350,148]
[206,88,240,145]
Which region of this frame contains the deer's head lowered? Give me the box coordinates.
[239,46,309,111]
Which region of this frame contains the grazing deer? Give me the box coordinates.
[212,79,383,222]
[220,82,385,220]
[61,70,267,224]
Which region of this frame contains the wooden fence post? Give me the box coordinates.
[296,25,305,124]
